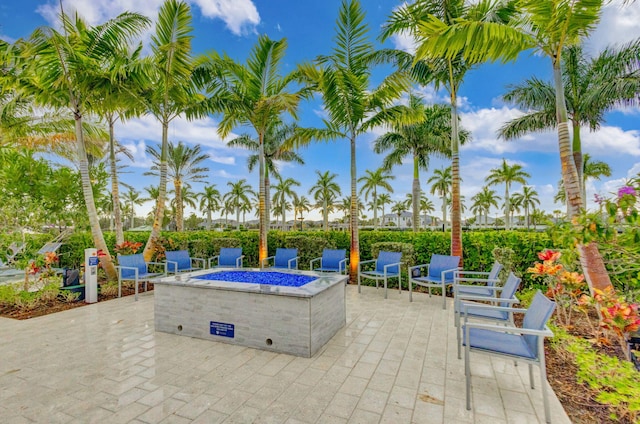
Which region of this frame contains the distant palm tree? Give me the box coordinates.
[227,122,304,230]
[293,195,311,230]
[428,167,452,230]
[272,176,300,230]
[309,170,341,231]
[377,193,392,227]
[145,141,209,231]
[199,184,221,230]
[391,201,407,227]
[123,188,145,230]
[485,159,530,230]
[471,186,500,227]
[224,180,255,230]
[512,186,540,230]
[358,168,394,230]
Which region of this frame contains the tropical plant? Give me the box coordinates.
[471,186,500,227]
[292,0,412,280]
[391,200,407,227]
[16,7,150,279]
[377,193,392,227]
[485,159,530,230]
[374,94,461,232]
[199,184,221,230]
[292,195,311,230]
[224,179,254,230]
[428,167,452,230]
[202,34,304,265]
[272,176,300,230]
[309,170,341,231]
[123,188,144,230]
[145,141,208,231]
[358,168,394,230]
[512,186,540,230]
[227,122,304,231]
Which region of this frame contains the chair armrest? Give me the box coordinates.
[441,267,460,278]
[465,322,554,338]
[461,302,524,314]
[358,259,376,271]
[310,257,321,269]
[458,295,520,304]
[454,285,503,295]
[192,258,206,268]
[147,261,168,274]
[339,258,348,273]
[116,265,139,279]
[454,270,490,277]
[208,256,220,268]
[166,260,178,273]
[288,257,299,269]
[237,255,244,267]
[383,262,402,274]
[409,264,429,272]
[261,256,275,267]
[454,276,499,285]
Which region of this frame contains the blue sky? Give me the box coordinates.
[2,0,640,222]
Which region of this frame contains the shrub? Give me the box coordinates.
[284,236,335,270]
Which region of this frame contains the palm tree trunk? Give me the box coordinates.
[450,94,463,263]
[175,179,183,231]
[504,186,510,230]
[373,189,378,230]
[572,122,585,208]
[206,210,212,230]
[109,117,124,244]
[412,155,420,233]
[144,119,168,261]
[553,60,612,293]
[258,132,268,264]
[349,134,360,284]
[74,105,116,280]
[130,204,135,230]
[265,172,271,231]
[323,199,328,231]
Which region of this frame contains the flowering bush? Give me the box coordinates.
[592,287,640,360]
[114,241,143,255]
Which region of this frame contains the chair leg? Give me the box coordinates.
[457,319,462,359]
[358,273,361,293]
[118,276,122,298]
[539,338,551,423]
[384,276,387,299]
[529,363,535,389]
[134,279,139,301]
[442,285,447,310]
[465,328,472,411]
[409,279,413,302]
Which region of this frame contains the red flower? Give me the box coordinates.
[538,249,561,262]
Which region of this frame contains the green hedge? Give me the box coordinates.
[12,229,553,287]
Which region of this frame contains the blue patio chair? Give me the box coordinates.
[262,248,298,270]
[209,248,244,268]
[454,261,503,298]
[455,271,522,359]
[408,254,460,308]
[358,251,403,299]
[462,291,556,423]
[116,253,167,301]
[310,249,347,274]
[165,250,205,273]
[37,242,63,255]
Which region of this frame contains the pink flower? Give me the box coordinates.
[618,186,636,198]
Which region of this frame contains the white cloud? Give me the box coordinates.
[37,0,259,36]
[0,33,16,43]
[587,0,640,54]
[582,126,640,157]
[391,31,417,54]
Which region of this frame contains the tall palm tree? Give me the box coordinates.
[293,195,311,230]
[377,193,392,227]
[512,186,540,230]
[199,184,221,230]
[272,176,300,230]
[499,42,640,207]
[141,0,209,258]
[358,168,394,230]
[428,167,452,230]
[420,194,435,229]
[485,159,530,230]
[309,170,342,231]
[374,94,460,232]
[391,201,407,227]
[224,179,254,230]
[472,186,500,227]
[382,0,518,262]
[202,35,304,265]
[227,122,304,231]
[18,8,150,279]
[293,0,412,282]
[582,153,612,205]
[145,141,209,231]
[123,188,145,230]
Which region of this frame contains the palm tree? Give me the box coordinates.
[391,201,407,228]
[18,8,150,279]
[382,0,517,261]
[428,167,452,230]
[377,193,392,227]
[293,0,412,282]
[358,168,394,230]
[512,186,540,230]
[293,195,311,230]
[142,0,208,259]
[224,180,254,230]
[472,186,500,227]
[485,159,530,230]
[122,188,145,230]
[272,176,300,230]
[374,94,460,232]
[227,122,304,231]
[145,141,209,232]
[202,35,304,266]
[582,153,612,205]
[420,195,435,229]
[309,170,341,231]
[499,42,640,208]
[199,184,221,230]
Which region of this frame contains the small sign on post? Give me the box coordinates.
[84,248,98,303]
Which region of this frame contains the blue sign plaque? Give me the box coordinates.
[210,321,234,338]
[88,256,99,266]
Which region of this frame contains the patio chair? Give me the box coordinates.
[358,251,403,299]
[310,249,347,274]
[462,291,556,423]
[262,248,298,270]
[408,254,460,308]
[165,250,206,273]
[454,261,503,298]
[209,247,244,268]
[455,271,522,359]
[116,253,167,301]
[5,242,26,265]
[37,242,63,255]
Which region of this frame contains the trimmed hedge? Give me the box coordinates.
[15,229,552,287]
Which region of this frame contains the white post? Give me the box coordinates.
[84,248,98,303]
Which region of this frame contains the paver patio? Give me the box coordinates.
[0,285,571,423]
